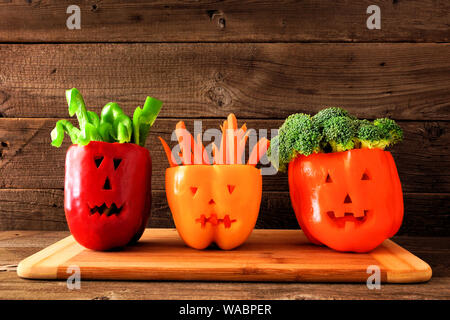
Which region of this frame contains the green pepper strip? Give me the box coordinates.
[51,88,162,147]
[133,96,163,146]
[99,102,132,143]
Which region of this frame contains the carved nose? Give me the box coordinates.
[344,194,352,204]
[208,199,215,205]
[103,177,112,190]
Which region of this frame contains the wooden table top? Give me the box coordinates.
[1,231,449,300]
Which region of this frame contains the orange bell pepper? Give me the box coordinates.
[289,148,404,253]
[160,114,269,250]
[166,165,262,250]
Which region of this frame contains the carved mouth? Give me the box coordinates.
[326,210,370,228]
[196,214,236,228]
[89,203,124,216]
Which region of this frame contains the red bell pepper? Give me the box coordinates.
[65,141,152,251]
[51,88,162,251]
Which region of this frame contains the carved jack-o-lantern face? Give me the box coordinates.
[64,141,152,251]
[289,148,403,253]
[166,165,262,250]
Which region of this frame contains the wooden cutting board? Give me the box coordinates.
[17,228,432,283]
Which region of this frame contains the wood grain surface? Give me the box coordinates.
[1,231,448,299]
[0,1,448,43]
[0,44,449,120]
[0,2,448,238]
[15,229,432,283]
[0,119,448,192]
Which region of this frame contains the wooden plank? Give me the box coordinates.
[0,1,448,43]
[2,271,449,300]
[0,189,66,231]
[0,189,448,236]
[0,231,69,248]
[0,118,449,193]
[0,43,449,120]
[2,231,448,299]
[16,229,431,283]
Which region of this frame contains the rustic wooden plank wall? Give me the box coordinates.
[0,1,448,236]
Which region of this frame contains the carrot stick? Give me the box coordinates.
[221,120,228,136]
[233,135,238,164]
[237,130,250,164]
[175,121,194,165]
[225,128,234,164]
[221,120,227,164]
[226,114,238,164]
[194,133,209,164]
[175,121,188,164]
[236,124,247,142]
[247,138,270,166]
[193,133,201,164]
[227,113,238,130]
[199,134,210,164]
[212,142,220,165]
[234,124,247,164]
[217,131,224,165]
[158,137,177,167]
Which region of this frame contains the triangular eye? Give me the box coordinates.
[190,187,198,195]
[325,173,333,183]
[361,170,370,180]
[94,156,104,168]
[228,185,235,194]
[113,158,122,170]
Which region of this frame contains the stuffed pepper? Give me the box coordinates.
[159,114,269,250]
[51,88,162,251]
[268,108,404,253]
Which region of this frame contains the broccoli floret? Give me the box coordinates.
[355,119,371,129]
[357,122,390,149]
[269,109,404,171]
[312,107,356,129]
[374,118,403,144]
[322,116,358,152]
[356,118,403,149]
[267,134,280,168]
[268,113,321,172]
[352,119,372,148]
